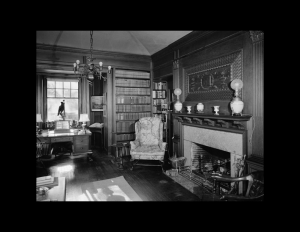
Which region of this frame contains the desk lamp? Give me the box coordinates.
[230,79,244,116]
[79,114,90,134]
[36,114,43,134]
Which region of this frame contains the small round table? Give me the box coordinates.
[110,142,130,170]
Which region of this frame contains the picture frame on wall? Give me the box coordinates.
[91,96,103,111]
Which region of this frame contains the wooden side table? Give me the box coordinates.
[89,127,103,149]
[110,143,130,170]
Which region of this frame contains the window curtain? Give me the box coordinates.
[80,76,90,126]
[36,74,44,129]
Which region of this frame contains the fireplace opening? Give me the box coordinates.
[191,143,230,174]
[189,142,231,192]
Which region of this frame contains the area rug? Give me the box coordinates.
[75,176,142,201]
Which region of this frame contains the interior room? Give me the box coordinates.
[36,31,264,201]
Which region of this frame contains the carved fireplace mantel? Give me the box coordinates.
[173,113,252,131]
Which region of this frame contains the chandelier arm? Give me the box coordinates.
[90,31,93,61]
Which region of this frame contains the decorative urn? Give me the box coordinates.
[230,79,244,116]
[174,88,183,113]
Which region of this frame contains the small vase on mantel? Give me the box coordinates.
[187,106,192,113]
[213,106,220,115]
[196,103,204,113]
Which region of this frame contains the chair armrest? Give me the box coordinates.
[211,173,248,183]
[159,142,167,151]
[130,140,140,150]
[220,193,264,201]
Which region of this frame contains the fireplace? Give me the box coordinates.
[188,142,231,193]
[172,113,251,193]
[181,124,247,193]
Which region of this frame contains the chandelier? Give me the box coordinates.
[73,31,111,85]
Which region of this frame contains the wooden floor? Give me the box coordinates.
[36,148,217,201]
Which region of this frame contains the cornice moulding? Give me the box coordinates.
[36,43,151,62]
[250,31,264,43]
[151,31,214,58]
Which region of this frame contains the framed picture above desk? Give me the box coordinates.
[91,96,103,111]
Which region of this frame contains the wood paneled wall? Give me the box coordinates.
[250,31,264,158]
[151,31,264,159]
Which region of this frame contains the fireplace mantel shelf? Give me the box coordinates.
[172,113,252,130]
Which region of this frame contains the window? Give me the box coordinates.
[47,79,79,121]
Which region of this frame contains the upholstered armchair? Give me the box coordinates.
[211,170,264,201]
[130,117,167,171]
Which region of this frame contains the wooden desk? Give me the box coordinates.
[37,177,66,201]
[37,130,91,154]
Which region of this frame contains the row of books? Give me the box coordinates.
[152,104,168,113]
[116,79,150,87]
[116,112,151,120]
[116,104,151,112]
[153,82,167,90]
[117,133,135,141]
[116,121,136,132]
[152,90,166,98]
[36,176,54,186]
[116,87,151,95]
[116,96,151,104]
[115,70,150,79]
[153,99,168,105]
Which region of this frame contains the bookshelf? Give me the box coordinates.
[152,81,169,142]
[152,81,168,114]
[113,69,151,145]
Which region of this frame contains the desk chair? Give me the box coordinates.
[211,170,264,201]
[51,142,73,158]
[36,137,51,175]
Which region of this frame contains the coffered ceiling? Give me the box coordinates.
[36,31,193,56]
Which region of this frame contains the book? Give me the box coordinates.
[36,177,59,188]
[37,176,52,182]
[37,176,54,186]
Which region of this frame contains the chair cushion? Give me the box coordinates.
[132,145,163,153]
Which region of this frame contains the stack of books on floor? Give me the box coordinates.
[36,176,58,188]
